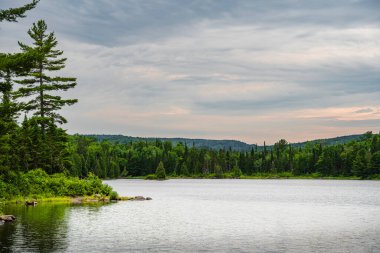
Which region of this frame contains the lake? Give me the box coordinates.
[1,179,380,252]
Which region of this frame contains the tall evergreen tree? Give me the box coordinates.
[0,53,37,173]
[0,53,36,122]
[7,20,78,174]
[17,20,78,130]
[155,161,166,180]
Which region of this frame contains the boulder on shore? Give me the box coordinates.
[0,215,16,222]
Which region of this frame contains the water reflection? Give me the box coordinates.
[0,204,68,252]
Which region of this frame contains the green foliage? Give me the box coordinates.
[214,164,223,179]
[232,164,242,178]
[179,163,189,177]
[109,191,119,200]
[145,174,158,180]
[0,6,120,201]
[0,18,77,176]
[352,148,369,178]
[0,169,113,200]
[370,151,380,175]
[0,0,39,23]
[155,161,166,180]
[17,20,78,126]
[64,133,380,180]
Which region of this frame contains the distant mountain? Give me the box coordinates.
[82,133,365,152]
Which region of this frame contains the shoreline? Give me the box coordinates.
[1,195,149,207]
[111,175,380,180]
[0,195,152,217]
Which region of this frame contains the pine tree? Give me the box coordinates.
[0,53,36,173]
[0,0,39,23]
[352,149,368,178]
[0,0,40,174]
[232,164,242,178]
[17,20,78,130]
[180,163,190,177]
[155,161,166,180]
[370,151,380,176]
[0,53,36,123]
[214,164,223,178]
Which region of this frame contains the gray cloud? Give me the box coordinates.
[1,0,380,143]
[356,108,374,113]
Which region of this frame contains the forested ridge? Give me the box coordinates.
[85,133,364,152]
[68,132,380,179]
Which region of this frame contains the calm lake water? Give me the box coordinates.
[1,179,380,252]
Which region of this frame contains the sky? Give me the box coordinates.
[1,0,380,144]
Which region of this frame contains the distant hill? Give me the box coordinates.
[82,135,253,151]
[290,134,364,148]
[81,133,365,152]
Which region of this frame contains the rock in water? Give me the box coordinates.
[133,196,146,201]
[25,201,37,206]
[130,196,153,201]
[0,215,16,222]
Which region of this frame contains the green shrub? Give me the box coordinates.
[145,174,157,180]
[155,161,166,180]
[278,172,293,178]
[214,165,223,179]
[0,169,116,200]
[232,165,242,178]
[109,191,119,200]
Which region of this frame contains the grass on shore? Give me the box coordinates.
[2,195,133,205]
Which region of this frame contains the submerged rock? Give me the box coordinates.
[0,215,16,222]
[25,201,38,206]
[130,196,152,201]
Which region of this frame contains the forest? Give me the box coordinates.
[66,133,380,180]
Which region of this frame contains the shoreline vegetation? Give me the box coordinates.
[0,169,151,216]
[0,169,121,215]
[134,173,380,180]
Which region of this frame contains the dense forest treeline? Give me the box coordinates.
[85,133,363,152]
[67,132,380,179]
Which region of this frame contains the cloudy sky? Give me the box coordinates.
[1,0,380,144]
